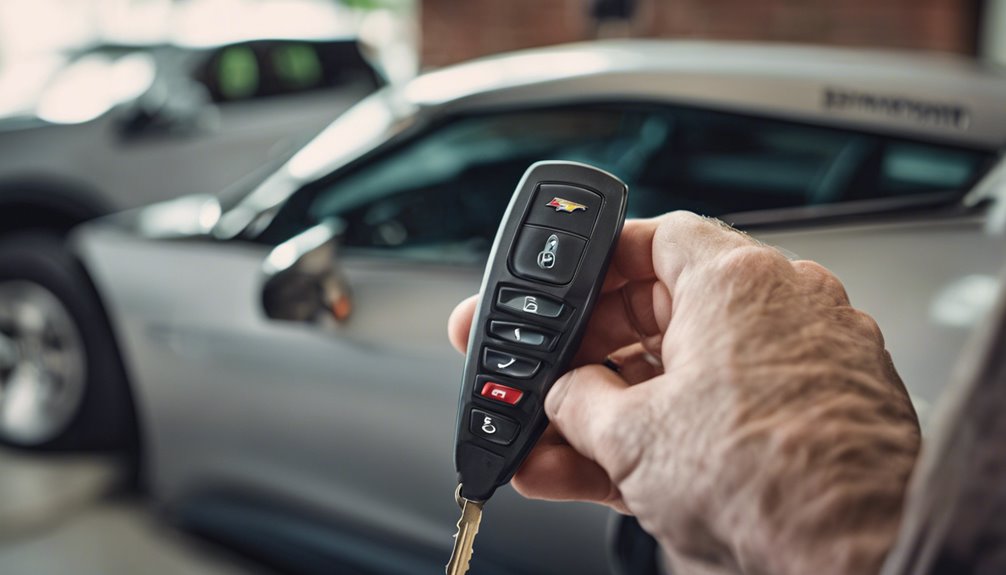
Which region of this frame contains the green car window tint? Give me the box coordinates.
[271,43,323,91]
[216,46,260,100]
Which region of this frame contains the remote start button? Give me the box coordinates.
[510,226,586,285]
[470,409,519,445]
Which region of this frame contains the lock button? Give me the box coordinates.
[497,288,565,319]
[470,408,520,445]
[510,225,586,285]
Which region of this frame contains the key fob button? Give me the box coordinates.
[483,348,540,378]
[470,409,520,445]
[497,288,564,318]
[488,321,555,350]
[479,381,525,406]
[526,184,602,237]
[511,226,586,285]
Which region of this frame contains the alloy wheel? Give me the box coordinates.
[0,280,86,445]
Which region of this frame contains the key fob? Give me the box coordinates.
[454,161,628,501]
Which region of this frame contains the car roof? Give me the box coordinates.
[400,40,1006,149]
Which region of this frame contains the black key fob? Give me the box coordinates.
[454,161,628,501]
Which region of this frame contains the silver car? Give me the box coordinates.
[3,40,1006,573]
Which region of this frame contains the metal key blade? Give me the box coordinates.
[446,497,484,575]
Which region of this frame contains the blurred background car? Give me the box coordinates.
[0,0,388,243]
[3,1,1006,575]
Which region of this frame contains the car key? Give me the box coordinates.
[446,161,627,574]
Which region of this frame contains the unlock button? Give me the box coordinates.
[510,225,586,285]
[470,409,519,445]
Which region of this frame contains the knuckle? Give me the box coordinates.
[792,260,849,303]
[654,211,706,244]
[830,307,885,343]
[853,309,885,343]
[661,210,706,231]
[717,245,788,278]
[657,211,735,241]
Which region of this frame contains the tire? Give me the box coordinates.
[0,232,135,452]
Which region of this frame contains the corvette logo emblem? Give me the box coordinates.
[546,197,587,213]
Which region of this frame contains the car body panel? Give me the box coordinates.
[391,40,1006,146]
[757,215,1006,421]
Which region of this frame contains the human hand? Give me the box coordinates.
[448,212,921,575]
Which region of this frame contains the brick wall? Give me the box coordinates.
[420,0,978,68]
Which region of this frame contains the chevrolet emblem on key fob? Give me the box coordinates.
[445,161,627,574]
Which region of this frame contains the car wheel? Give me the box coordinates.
[0,232,134,451]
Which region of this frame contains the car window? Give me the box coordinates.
[199,40,381,103]
[281,104,991,258]
[214,45,260,100]
[879,143,982,195]
[270,43,323,90]
[305,106,659,256]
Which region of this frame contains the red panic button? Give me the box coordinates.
[480,382,524,406]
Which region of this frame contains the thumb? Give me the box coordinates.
[545,364,637,477]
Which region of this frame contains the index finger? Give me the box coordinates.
[602,212,756,294]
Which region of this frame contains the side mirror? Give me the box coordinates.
[261,219,352,324]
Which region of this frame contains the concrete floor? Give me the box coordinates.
[0,449,270,575]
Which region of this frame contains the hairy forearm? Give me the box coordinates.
[711,371,921,575]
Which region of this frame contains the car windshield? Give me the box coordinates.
[216,88,405,219]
